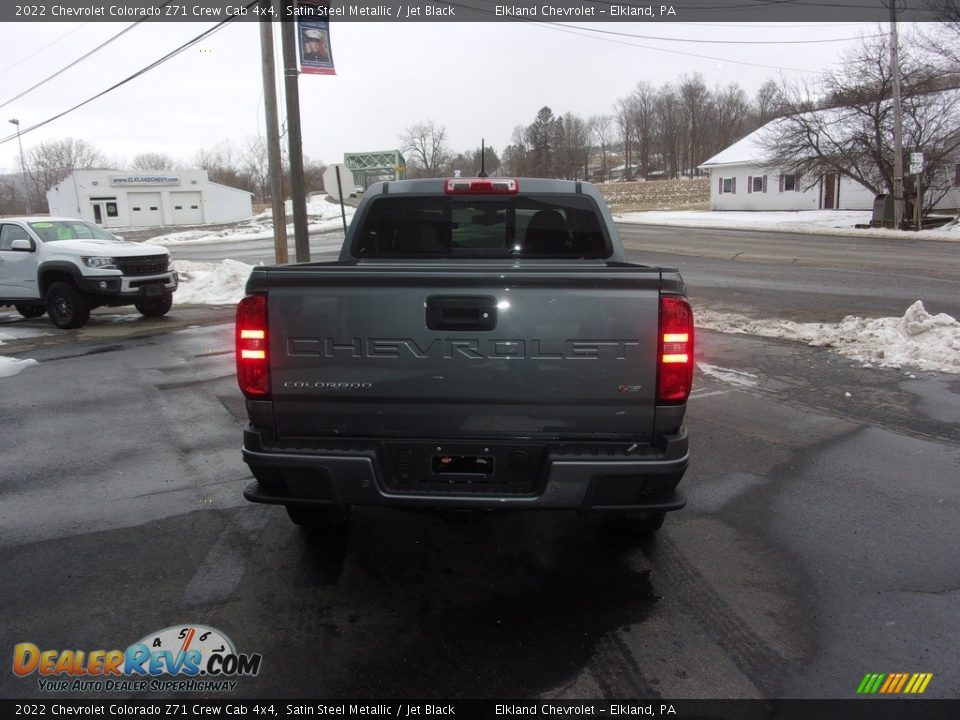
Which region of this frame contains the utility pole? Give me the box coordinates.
[889,1,905,230]
[280,12,310,262]
[8,118,30,214]
[259,0,287,264]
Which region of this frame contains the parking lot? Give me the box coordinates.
[1,225,958,699]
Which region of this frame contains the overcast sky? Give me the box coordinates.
[0,20,903,173]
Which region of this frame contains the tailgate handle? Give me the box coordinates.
[426,296,497,331]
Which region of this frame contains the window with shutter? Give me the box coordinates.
[747,176,753,193]
[732,177,737,194]
[762,175,768,193]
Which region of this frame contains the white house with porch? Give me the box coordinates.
[700,120,960,213]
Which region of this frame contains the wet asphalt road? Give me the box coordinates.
[1,226,959,701]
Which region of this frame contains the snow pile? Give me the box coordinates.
[697,301,960,373]
[157,198,355,246]
[616,209,960,241]
[0,356,38,378]
[172,259,255,305]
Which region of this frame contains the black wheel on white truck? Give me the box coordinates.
[45,281,91,329]
[14,302,45,318]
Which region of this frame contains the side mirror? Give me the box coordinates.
[113,235,125,242]
[10,239,34,252]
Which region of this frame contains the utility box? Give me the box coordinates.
[870,193,915,228]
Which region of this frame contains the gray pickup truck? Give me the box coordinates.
[236,177,693,533]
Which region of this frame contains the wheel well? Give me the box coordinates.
[39,270,76,297]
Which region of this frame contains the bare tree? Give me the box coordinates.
[243,136,270,202]
[131,152,177,171]
[302,156,327,195]
[711,83,750,156]
[501,125,529,176]
[921,1,960,70]
[400,120,450,178]
[25,137,106,210]
[1,176,22,215]
[627,82,658,179]
[194,140,258,193]
[754,79,786,124]
[555,113,591,180]
[613,98,634,179]
[760,33,960,212]
[655,85,683,178]
[679,74,710,177]
[589,114,614,182]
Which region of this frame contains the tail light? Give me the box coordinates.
[236,294,269,398]
[657,296,694,404]
[444,178,519,194]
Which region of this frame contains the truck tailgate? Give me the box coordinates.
[262,264,662,442]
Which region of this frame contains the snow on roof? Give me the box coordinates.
[699,119,782,168]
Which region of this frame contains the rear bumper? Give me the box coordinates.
[241,427,688,514]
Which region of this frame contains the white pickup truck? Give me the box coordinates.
[0,216,178,329]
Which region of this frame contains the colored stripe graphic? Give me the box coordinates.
[857,672,932,694]
[893,673,910,693]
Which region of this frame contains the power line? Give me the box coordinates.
[0,23,88,76]
[0,1,176,112]
[529,22,826,74]
[0,22,145,112]
[552,22,883,45]
[0,4,257,147]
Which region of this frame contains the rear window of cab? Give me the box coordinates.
[352,194,611,259]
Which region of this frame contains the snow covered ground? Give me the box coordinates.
[0,356,38,378]
[697,301,960,374]
[152,197,355,246]
[615,209,960,241]
[172,259,254,305]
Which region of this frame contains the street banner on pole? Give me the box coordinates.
[297,1,335,75]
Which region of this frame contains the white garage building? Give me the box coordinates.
[46,169,253,229]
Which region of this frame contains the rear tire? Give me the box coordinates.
[45,281,91,329]
[608,511,667,537]
[633,511,666,534]
[286,505,350,530]
[134,291,173,318]
[15,302,46,319]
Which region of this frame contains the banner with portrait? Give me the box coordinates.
[297,1,336,76]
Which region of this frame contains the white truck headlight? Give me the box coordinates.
[83,256,117,269]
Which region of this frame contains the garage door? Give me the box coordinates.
[170,191,204,225]
[128,192,163,226]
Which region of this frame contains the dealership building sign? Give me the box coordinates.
[110,175,181,186]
